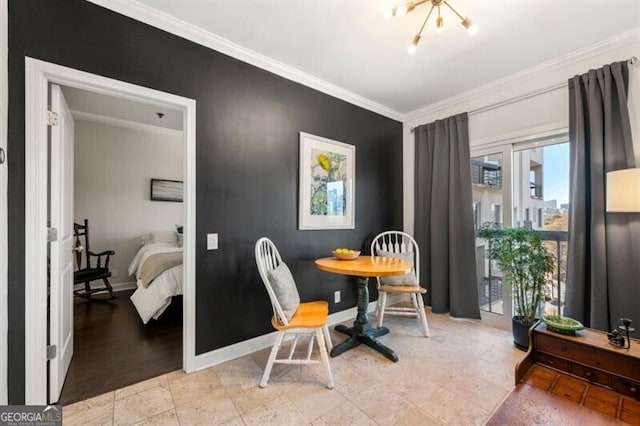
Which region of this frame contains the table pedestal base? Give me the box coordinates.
[330,324,398,362]
[329,277,398,363]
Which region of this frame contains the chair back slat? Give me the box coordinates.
[255,237,289,326]
[371,231,419,283]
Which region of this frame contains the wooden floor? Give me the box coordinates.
[58,289,182,405]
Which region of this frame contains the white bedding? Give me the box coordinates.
[128,242,183,324]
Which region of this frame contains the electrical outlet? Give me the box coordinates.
[334,290,341,304]
[207,233,218,250]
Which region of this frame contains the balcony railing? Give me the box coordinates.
[530,182,543,199]
[471,160,502,189]
[476,229,568,317]
[540,230,568,316]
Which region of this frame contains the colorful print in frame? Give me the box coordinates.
[299,132,355,229]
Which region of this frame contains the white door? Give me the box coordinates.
[48,84,74,403]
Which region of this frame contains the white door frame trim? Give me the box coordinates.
[24,57,197,404]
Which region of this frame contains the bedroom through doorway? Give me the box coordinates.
[55,85,186,405]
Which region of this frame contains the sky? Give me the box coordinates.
[543,143,570,205]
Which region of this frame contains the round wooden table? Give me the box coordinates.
[315,256,411,362]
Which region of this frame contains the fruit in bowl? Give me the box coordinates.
[332,248,361,260]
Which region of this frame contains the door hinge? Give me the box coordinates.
[47,228,58,242]
[47,110,59,126]
[47,345,57,360]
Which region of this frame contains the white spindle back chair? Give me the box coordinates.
[255,237,334,388]
[371,231,431,337]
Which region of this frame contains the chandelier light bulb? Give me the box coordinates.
[395,4,409,16]
[436,16,444,34]
[461,17,478,35]
[408,34,421,54]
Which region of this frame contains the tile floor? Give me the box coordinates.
[63,311,523,425]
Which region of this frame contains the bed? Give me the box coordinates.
[128,240,183,324]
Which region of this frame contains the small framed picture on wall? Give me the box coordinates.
[150,179,183,202]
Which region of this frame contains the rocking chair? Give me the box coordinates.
[73,219,117,300]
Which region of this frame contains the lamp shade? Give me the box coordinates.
[606,168,640,212]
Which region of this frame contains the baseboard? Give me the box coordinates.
[112,281,137,292]
[190,300,378,372]
[73,281,137,294]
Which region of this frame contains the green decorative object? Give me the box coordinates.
[542,315,584,335]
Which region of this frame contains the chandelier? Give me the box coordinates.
[384,0,478,54]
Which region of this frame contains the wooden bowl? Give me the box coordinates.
[332,250,360,260]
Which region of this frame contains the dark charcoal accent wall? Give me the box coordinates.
[7,0,403,403]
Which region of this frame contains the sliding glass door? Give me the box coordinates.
[471,138,570,329]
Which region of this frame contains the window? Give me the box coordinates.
[473,202,481,230]
[538,208,543,228]
[492,204,501,225]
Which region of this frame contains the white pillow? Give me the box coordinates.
[266,262,301,322]
[142,231,179,246]
[377,249,418,286]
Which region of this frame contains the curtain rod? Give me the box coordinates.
[410,55,639,132]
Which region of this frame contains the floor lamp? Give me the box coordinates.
[606,167,640,348]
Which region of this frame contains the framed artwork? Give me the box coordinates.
[150,179,183,202]
[299,132,355,230]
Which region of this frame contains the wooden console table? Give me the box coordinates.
[489,322,640,425]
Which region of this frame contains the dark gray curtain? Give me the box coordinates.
[414,113,480,319]
[565,61,640,337]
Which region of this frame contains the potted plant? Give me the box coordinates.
[478,223,554,350]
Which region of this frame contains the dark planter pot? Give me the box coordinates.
[512,316,535,351]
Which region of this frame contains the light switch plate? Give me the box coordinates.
[207,233,218,250]
[334,290,341,304]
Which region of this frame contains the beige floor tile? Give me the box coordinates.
[134,409,178,426]
[420,388,489,426]
[464,357,516,392]
[175,387,240,425]
[169,367,222,407]
[64,391,115,426]
[219,416,247,425]
[113,385,174,425]
[70,314,522,426]
[312,400,376,426]
[393,406,445,426]
[444,371,510,412]
[279,370,347,422]
[115,375,169,401]
[349,381,417,425]
[240,394,307,426]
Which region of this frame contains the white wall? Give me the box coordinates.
[403,31,640,234]
[74,119,183,286]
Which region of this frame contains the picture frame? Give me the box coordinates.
[150,178,183,202]
[299,132,355,230]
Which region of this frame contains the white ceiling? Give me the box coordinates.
[127,0,638,116]
[62,86,183,131]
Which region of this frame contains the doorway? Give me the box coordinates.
[471,132,570,330]
[24,58,196,404]
[54,84,186,404]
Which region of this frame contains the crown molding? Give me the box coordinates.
[404,27,640,122]
[71,109,183,136]
[85,0,403,121]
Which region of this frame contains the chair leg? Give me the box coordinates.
[103,278,117,299]
[260,331,284,388]
[316,328,334,389]
[415,293,431,337]
[377,291,387,328]
[322,324,333,352]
